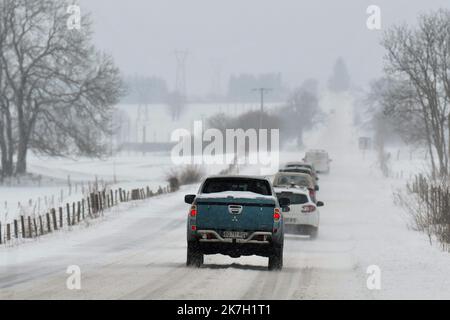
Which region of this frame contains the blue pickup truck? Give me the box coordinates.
[184,175,290,270]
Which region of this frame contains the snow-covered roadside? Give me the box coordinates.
[316,92,450,299]
[0,185,193,267]
[2,92,450,299]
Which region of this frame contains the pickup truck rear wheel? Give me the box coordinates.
[268,246,283,271]
[186,241,203,268]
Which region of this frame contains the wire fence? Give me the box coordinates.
[0,184,172,246]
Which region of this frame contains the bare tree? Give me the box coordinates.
[0,0,124,176]
[381,9,450,177]
[282,79,322,148]
[366,77,425,176]
[0,0,15,178]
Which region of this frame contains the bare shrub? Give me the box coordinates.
[166,165,205,190]
[396,174,450,250]
[166,171,180,192]
[179,165,205,185]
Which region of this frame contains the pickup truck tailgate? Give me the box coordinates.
[196,197,275,232]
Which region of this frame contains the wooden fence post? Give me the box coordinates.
[0,222,2,244]
[39,216,44,235]
[28,216,32,238]
[20,216,25,238]
[46,213,51,233]
[98,192,103,215]
[33,218,38,237]
[77,201,81,222]
[119,188,123,202]
[7,224,11,241]
[90,193,98,215]
[82,199,85,220]
[72,202,76,224]
[87,197,92,218]
[110,190,114,206]
[66,203,71,226]
[14,219,18,238]
[59,207,63,228]
[52,209,58,230]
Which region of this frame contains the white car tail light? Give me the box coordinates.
[301,205,316,213]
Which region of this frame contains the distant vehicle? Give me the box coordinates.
[284,162,318,179]
[273,172,317,203]
[303,150,332,174]
[274,187,323,239]
[279,166,319,191]
[184,175,289,270]
[279,166,312,177]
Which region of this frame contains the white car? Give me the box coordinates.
[274,187,323,239]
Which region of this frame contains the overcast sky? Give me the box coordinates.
[79,0,449,96]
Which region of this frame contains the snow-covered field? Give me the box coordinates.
[1,93,450,299]
[0,153,174,223]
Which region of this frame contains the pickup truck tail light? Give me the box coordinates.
[190,205,197,217]
[273,208,281,221]
[302,205,316,213]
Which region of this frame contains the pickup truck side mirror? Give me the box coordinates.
[184,194,196,204]
[279,197,290,208]
[315,185,319,191]
[316,201,324,207]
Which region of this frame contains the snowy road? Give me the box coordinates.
[1,94,450,299]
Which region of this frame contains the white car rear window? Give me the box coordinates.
[276,192,309,205]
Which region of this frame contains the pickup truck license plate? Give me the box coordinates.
[223,231,248,239]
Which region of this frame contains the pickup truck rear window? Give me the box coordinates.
[276,192,309,205]
[202,178,272,196]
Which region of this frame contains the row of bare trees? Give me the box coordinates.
[368,9,450,248]
[0,0,124,179]
[369,9,450,178]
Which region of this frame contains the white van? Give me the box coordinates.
[303,150,331,173]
